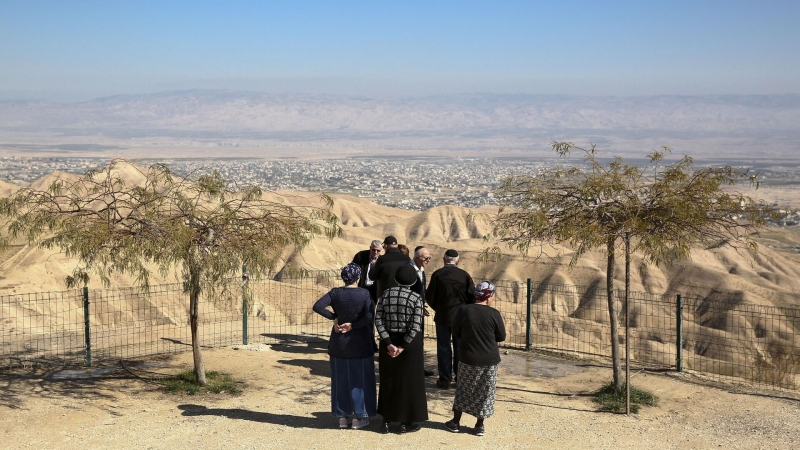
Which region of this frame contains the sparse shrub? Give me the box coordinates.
[752,344,800,389]
[163,370,243,395]
[592,381,658,413]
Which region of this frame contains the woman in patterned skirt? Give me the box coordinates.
[312,263,377,430]
[444,281,506,437]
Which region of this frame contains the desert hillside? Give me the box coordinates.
[3,167,800,311]
[0,180,20,197]
[4,166,800,388]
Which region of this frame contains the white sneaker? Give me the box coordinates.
[338,417,351,429]
[352,418,370,429]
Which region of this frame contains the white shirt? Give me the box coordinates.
[365,258,378,286]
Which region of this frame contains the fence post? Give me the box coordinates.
[526,278,532,351]
[83,286,91,367]
[242,264,249,345]
[676,294,683,372]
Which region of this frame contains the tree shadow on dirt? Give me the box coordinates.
[497,396,597,412]
[159,337,192,347]
[0,364,159,410]
[177,404,333,429]
[495,384,597,412]
[497,384,594,398]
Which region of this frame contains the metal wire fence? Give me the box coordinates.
[0,289,85,366]
[2,271,799,393]
[681,294,800,390]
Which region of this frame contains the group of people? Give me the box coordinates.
[312,236,507,436]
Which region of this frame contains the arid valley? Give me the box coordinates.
[4,3,800,448]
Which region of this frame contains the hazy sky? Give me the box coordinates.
[2,1,798,101]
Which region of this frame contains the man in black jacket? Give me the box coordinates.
[368,236,412,301]
[425,249,475,389]
[410,246,435,377]
[409,246,430,305]
[352,239,383,303]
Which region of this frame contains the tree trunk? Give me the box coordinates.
[606,237,622,392]
[188,262,207,385]
[624,232,631,414]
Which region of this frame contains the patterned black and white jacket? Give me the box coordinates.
[375,286,424,348]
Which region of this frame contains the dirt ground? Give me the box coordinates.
[1,340,799,450]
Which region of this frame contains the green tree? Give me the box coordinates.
[488,142,773,393]
[0,160,340,384]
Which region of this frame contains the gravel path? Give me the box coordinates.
[2,342,799,449]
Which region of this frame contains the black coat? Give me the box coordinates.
[425,264,475,327]
[351,249,378,302]
[368,248,412,300]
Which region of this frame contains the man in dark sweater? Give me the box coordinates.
[368,235,412,300]
[425,249,475,389]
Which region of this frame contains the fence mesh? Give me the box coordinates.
[245,270,339,344]
[2,273,799,393]
[682,295,800,390]
[0,289,85,366]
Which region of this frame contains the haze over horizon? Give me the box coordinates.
[2,1,799,102]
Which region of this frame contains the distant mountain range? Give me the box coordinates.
[2,90,799,135]
[2,90,799,157]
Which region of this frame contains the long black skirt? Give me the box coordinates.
[377,332,428,423]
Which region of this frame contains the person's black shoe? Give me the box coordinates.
[444,420,460,433]
[380,420,390,434]
[474,424,485,436]
[436,380,450,389]
[398,422,420,434]
[424,369,435,377]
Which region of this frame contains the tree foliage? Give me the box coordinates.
[491,142,771,264]
[487,141,775,391]
[0,160,341,383]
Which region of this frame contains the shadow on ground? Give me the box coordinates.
[159,337,192,347]
[277,358,331,377]
[0,363,164,410]
[497,387,597,413]
[261,333,327,346]
[177,404,332,429]
[177,404,442,433]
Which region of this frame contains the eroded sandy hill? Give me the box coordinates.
[0,180,20,197]
[27,171,83,190]
[4,169,800,306]
[3,167,800,382]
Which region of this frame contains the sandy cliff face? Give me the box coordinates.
[3,168,800,383]
[0,180,20,197]
[3,168,800,305]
